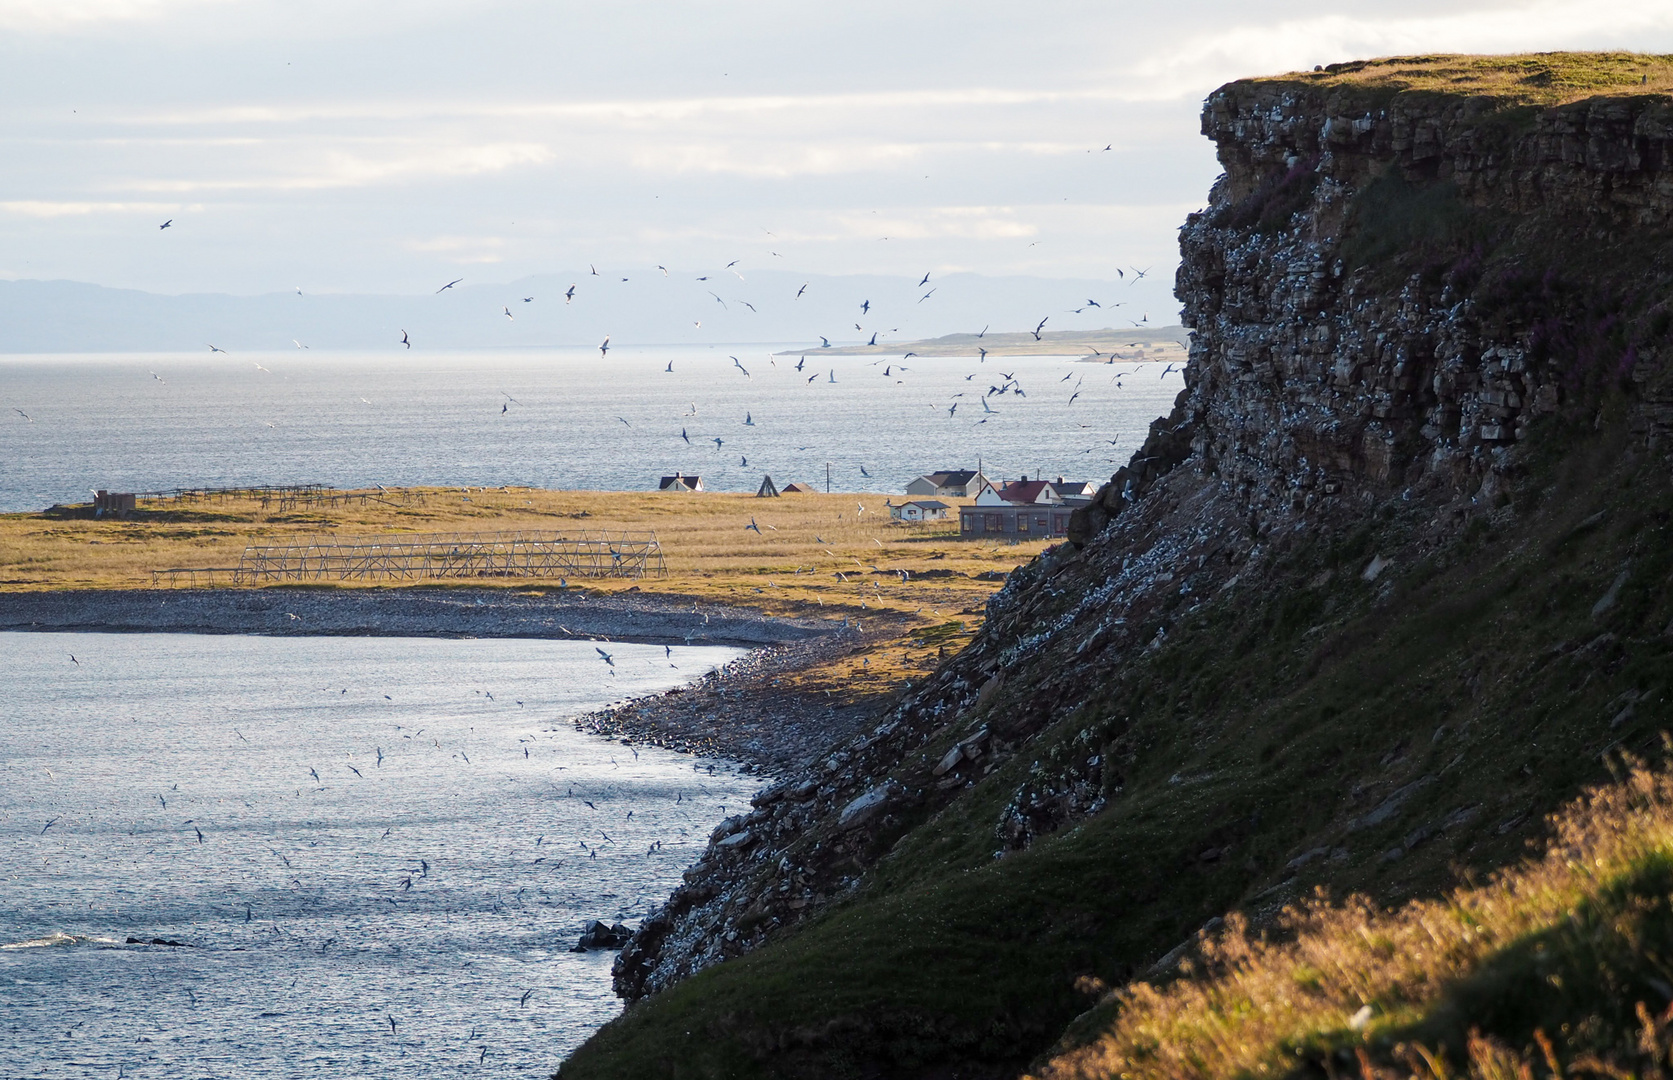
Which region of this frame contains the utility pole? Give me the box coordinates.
[825,461,831,493]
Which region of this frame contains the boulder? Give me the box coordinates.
[571,919,634,952]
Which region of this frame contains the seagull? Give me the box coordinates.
[400,330,410,349]
[523,296,534,302]
[740,300,756,312]
[207,343,226,353]
[503,306,514,319]
[948,402,958,416]
[796,283,808,298]
[867,332,877,346]
[828,369,836,382]
[861,300,870,314]
[731,356,750,377]
[69,653,79,664]
[918,272,930,286]
[1130,265,1150,282]
[666,360,674,373]
[1086,299,1101,307]
[680,427,690,444]
[590,265,599,276]
[859,465,871,478]
[599,336,610,357]
[978,347,988,361]
[709,292,727,309]
[745,519,761,534]
[14,408,33,421]
[436,278,463,293]
[520,989,535,1006]
[595,647,614,667]
[1069,391,1081,404]
[159,219,172,230]
[744,412,754,425]
[657,265,668,275]
[616,416,631,427]
[1033,317,1048,340]
[978,325,988,338]
[919,290,935,303]
[712,436,724,449]
[819,336,831,348]
[565,285,576,303]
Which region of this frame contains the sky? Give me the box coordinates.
[2,0,1671,318]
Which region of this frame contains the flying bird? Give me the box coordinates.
[523,296,534,302]
[860,300,870,314]
[1033,317,1048,340]
[819,336,831,348]
[796,283,808,298]
[599,336,610,357]
[13,408,32,421]
[159,219,172,230]
[731,356,750,377]
[206,343,226,353]
[680,427,690,444]
[565,285,576,303]
[595,647,614,667]
[918,272,930,286]
[745,518,761,534]
[400,330,410,349]
[436,278,463,293]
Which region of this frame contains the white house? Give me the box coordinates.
[889,499,951,523]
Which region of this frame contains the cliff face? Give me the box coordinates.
[564,57,1673,1080]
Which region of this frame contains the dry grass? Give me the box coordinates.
[1252,52,1673,106]
[1032,755,1673,1080]
[0,486,1056,701]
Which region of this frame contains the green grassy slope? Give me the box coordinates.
[557,399,1672,1079]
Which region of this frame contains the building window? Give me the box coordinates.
[1016,514,1029,533]
[985,513,1003,532]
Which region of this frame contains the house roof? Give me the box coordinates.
[995,480,1057,504]
[906,500,950,510]
[658,473,701,490]
[781,482,817,493]
[921,469,982,486]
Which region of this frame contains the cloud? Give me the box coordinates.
[0,199,182,216]
[0,0,227,31]
[117,140,555,193]
[404,235,506,264]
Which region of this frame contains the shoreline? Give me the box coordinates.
[0,586,829,649]
[1,586,883,773]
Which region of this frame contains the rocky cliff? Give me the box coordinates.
[561,54,1673,1080]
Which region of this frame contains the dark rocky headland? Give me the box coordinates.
[555,54,1673,1080]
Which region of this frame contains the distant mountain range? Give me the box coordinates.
[0,271,1175,353]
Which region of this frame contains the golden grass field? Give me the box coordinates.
[1260,51,1673,105]
[0,486,1059,700]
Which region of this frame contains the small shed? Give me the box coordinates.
[658,473,703,492]
[756,475,780,497]
[781,482,817,494]
[889,499,951,523]
[94,490,137,515]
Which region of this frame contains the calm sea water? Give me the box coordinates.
[0,345,1184,511]
[0,632,755,1077]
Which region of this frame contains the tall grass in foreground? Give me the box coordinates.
[1035,754,1673,1080]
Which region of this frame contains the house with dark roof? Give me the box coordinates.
[658,472,703,492]
[905,469,991,498]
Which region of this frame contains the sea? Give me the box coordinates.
[0,344,1184,1075]
[0,344,1186,511]
[0,632,753,1077]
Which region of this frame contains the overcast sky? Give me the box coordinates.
[3,0,1670,305]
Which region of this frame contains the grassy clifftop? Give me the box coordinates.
[1247,51,1673,106]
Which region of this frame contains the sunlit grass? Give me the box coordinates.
[1032,756,1673,1080]
[1,486,1056,703]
